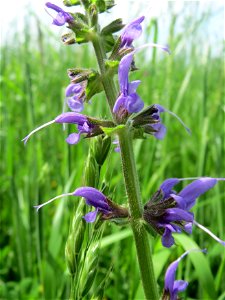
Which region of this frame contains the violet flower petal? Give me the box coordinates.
[65,83,82,97]
[164,208,194,223]
[113,94,127,113]
[178,177,218,210]
[83,210,98,223]
[118,53,133,93]
[173,280,188,293]
[66,132,81,145]
[162,226,175,248]
[46,2,63,12]
[152,123,167,140]
[128,80,141,94]
[160,178,180,198]
[55,112,87,124]
[170,194,185,209]
[52,12,66,26]
[126,93,144,113]
[73,187,107,205]
[121,16,145,47]
[67,98,84,112]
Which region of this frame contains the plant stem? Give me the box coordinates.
[118,127,158,300]
[92,33,158,300]
[92,35,118,114]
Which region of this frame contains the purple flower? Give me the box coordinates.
[143,177,225,248]
[120,16,145,48]
[73,187,112,222]
[22,112,102,145]
[33,187,112,223]
[113,53,144,114]
[45,2,74,26]
[65,83,86,112]
[132,104,190,140]
[113,44,170,116]
[163,249,206,300]
[33,187,129,223]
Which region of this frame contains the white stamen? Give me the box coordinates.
[44,7,55,21]
[34,192,74,212]
[177,177,225,181]
[135,43,171,54]
[194,220,225,247]
[161,107,191,134]
[22,120,55,144]
[177,248,207,263]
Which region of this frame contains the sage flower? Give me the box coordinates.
[132,104,190,140]
[22,112,103,145]
[143,177,225,248]
[162,249,206,300]
[34,187,128,223]
[113,52,144,114]
[46,2,74,26]
[113,45,170,115]
[120,16,145,48]
[65,83,86,112]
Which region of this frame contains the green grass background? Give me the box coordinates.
[1,2,224,299]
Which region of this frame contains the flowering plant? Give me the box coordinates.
[23,1,225,299]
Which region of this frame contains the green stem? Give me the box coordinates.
[118,127,158,300]
[92,33,158,300]
[92,35,118,114]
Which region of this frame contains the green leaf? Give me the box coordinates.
[90,0,115,13]
[175,234,217,299]
[100,124,125,136]
[101,18,124,35]
[63,0,80,6]
[105,59,119,74]
[102,33,116,53]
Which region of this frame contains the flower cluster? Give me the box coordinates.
[143,177,225,248]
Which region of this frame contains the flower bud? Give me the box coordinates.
[65,217,85,275]
[84,155,99,187]
[67,68,92,83]
[91,135,111,166]
[61,32,76,45]
[88,4,98,27]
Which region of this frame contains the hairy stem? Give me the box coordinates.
[92,33,158,299]
[92,35,118,114]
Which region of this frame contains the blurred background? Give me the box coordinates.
[1,1,224,299]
